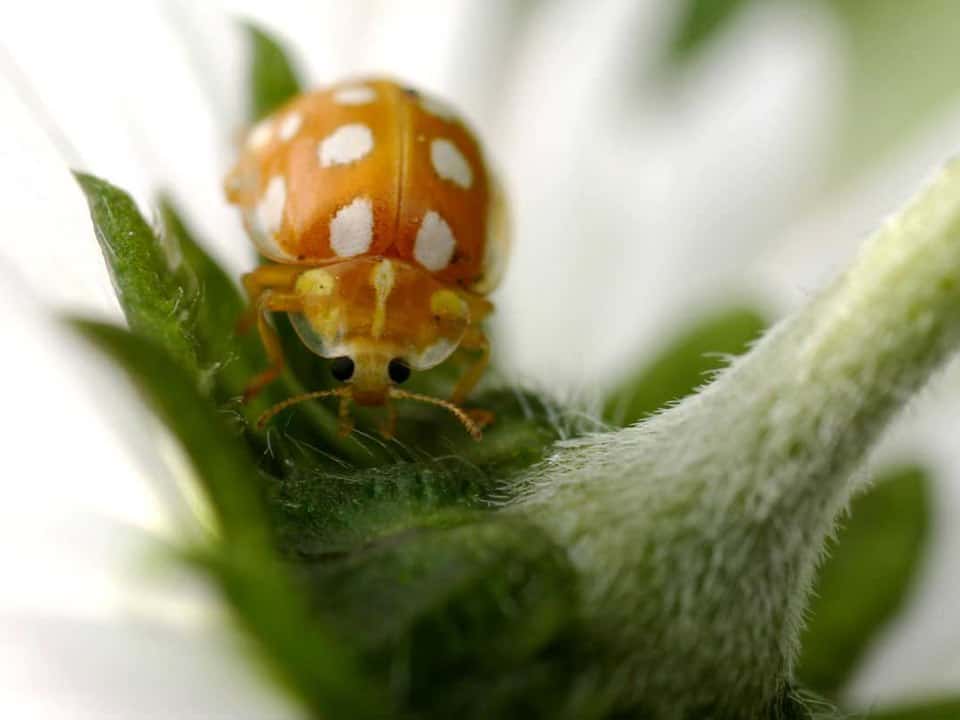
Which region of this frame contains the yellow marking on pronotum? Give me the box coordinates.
[296,268,336,296]
[370,258,396,339]
[430,288,468,319]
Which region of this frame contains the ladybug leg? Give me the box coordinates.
[238,264,305,334]
[242,289,304,402]
[450,325,490,406]
[447,292,495,428]
[378,400,397,439]
[337,391,355,437]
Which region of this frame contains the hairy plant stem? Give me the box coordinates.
[511,159,960,718]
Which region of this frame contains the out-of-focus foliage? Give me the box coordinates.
[247,23,303,122]
[667,0,752,63]
[827,0,960,180]
[866,698,960,720]
[798,466,930,697]
[603,306,766,426]
[668,0,960,181]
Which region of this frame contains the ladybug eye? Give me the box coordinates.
[388,358,411,384]
[330,356,355,382]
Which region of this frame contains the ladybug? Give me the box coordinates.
[225,78,509,439]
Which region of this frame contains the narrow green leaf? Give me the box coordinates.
[247,23,303,122]
[72,319,388,718]
[603,306,767,426]
[798,465,930,697]
[667,0,753,63]
[158,195,259,399]
[73,319,266,537]
[75,172,199,376]
[867,698,960,720]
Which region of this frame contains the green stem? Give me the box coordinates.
[512,159,960,717]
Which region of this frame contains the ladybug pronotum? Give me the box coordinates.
[225,78,509,439]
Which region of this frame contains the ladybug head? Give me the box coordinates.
[287,257,470,404]
[254,256,482,439]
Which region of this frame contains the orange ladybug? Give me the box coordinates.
[225,78,509,439]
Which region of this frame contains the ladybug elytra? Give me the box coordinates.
[225,78,509,438]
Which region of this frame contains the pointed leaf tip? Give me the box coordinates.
[76,172,200,377]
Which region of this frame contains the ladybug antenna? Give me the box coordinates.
[388,388,482,441]
[256,387,349,430]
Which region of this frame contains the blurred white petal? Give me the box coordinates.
[496,0,839,385]
[0,277,297,717]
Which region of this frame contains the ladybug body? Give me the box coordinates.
[226,78,508,438]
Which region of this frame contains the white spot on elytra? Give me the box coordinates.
[278,112,303,141]
[319,123,373,167]
[330,197,374,257]
[257,176,286,236]
[414,211,456,271]
[247,119,273,150]
[430,138,473,189]
[247,175,292,260]
[333,85,376,105]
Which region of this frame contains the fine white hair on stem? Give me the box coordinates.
[507,158,960,717]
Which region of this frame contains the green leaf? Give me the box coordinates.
[389,383,576,469]
[73,319,266,539]
[72,319,388,718]
[603,306,767,426]
[75,172,199,377]
[157,195,261,400]
[247,23,303,122]
[667,0,753,63]
[867,698,960,720]
[301,513,590,719]
[798,465,930,698]
[269,387,585,558]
